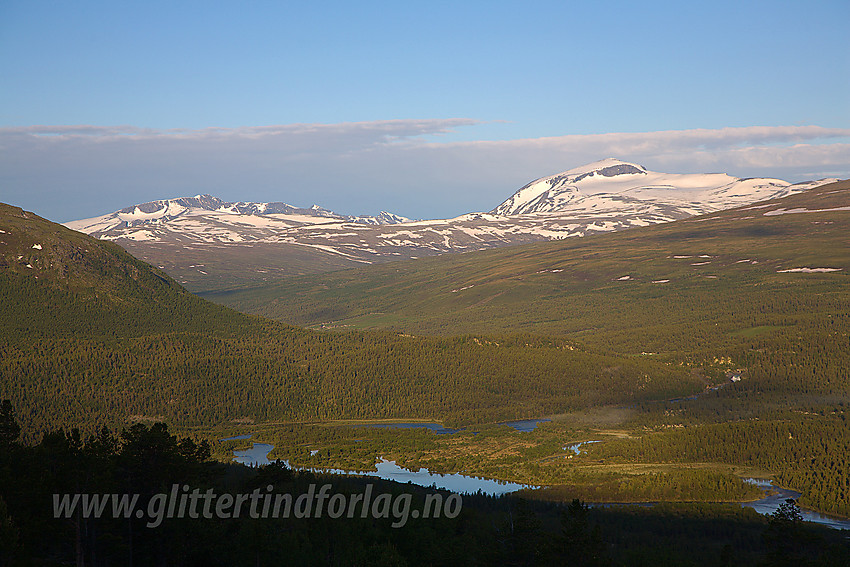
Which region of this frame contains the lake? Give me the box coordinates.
[233,442,273,466]
[231,442,531,495]
[290,458,535,496]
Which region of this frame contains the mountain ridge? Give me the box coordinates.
[68,194,411,234]
[63,159,838,291]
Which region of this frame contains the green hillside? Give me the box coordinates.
[0,203,699,440]
[203,180,850,357]
[121,237,371,292]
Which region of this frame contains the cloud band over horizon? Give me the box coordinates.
[2,122,848,223]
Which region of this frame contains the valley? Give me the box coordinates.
[197,179,850,520]
[2,170,849,565]
[7,0,849,561]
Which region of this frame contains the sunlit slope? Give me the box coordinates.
[204,180,850,355]
[0,203,230,337]
[0,203,700,438]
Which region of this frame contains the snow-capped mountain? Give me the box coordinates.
[67,195,410,236]
[492,158,829,216]
[64,160,837,291]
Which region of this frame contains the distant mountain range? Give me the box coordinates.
[64,159,837,291]
[67,194,411,235]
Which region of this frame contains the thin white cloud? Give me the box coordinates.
[2,119,479,144]
[415,126,850,173]
[1,122,848,222]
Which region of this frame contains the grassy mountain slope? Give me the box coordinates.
[0,203,251,339]
[120,238,370,291]
[203,180,850,356]
[0,203,700,440]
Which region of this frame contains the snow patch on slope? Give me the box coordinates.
[777,267,842,273]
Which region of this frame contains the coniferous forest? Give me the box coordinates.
[2,182,850,565]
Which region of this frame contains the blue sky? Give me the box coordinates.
[1,0,849,221]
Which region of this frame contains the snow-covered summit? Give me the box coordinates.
[561,158,648,177]
[491,158,829,216]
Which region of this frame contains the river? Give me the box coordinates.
[742,479,850,530]
[231,443,849,529]
[231,442,530,495]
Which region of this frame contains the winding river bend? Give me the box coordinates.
[231,442,849,530]
[741,479,850,530]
